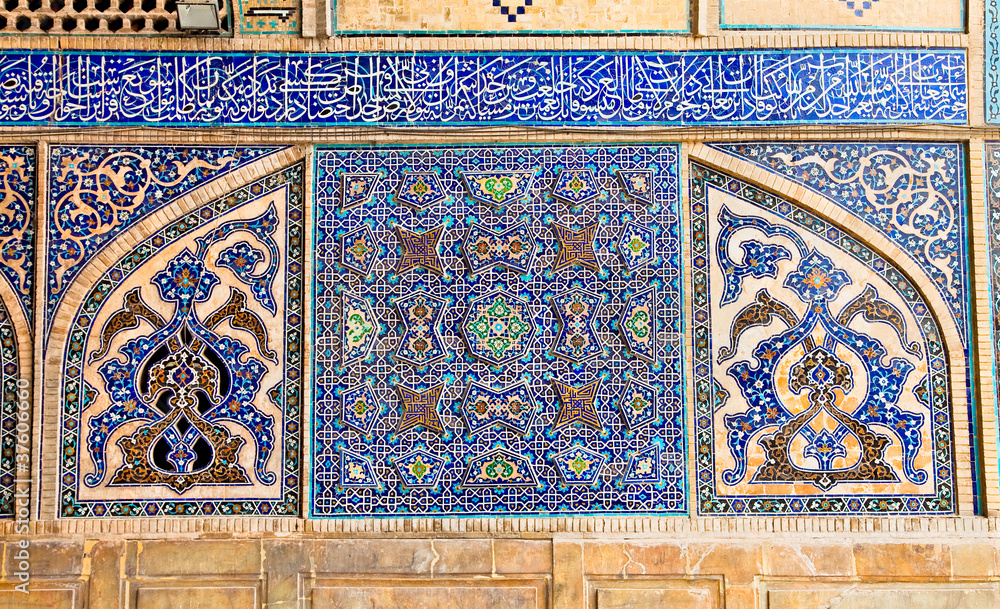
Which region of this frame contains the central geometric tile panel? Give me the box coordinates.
[312,144,685,517]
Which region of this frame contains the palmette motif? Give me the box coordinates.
[58,162,304,518]
[46,146,282,329]
[714,143,969,342]
[691,161,956,516]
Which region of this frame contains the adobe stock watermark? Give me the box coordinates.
[13,375,31,593]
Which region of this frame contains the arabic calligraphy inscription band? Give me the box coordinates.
[0,49,967,126]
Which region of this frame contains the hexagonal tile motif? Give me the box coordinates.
[616,379,657,431]
[340,383,380,435]
[462,290,536,366]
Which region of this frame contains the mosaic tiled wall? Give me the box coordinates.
[0,147,33,519]
[713,143,970,345]
[986,143,1000,484]
[691,147,965,515]
[0,50,967,127]
[44,146,283,336]
[989,0,1000,123]
[722,0,962,30]
[45,146,303,517]
[311,144,684,517]
[333,0,686,33]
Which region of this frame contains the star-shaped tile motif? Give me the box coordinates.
[551,168,600,207]
[396,384,446,434]
[552,378,602,431]
[462,290,536,366]
[552,222,599,273]
[396,225,445,276]
[396,171,447,210]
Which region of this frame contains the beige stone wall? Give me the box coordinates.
[0,0,998,606]
[2,520,1000,608]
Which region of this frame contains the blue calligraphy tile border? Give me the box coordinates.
[983,143,1000,514]
[988,0,1000,123]
[0,49,967,127]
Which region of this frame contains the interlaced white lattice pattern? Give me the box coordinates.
[312,144,685,517]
